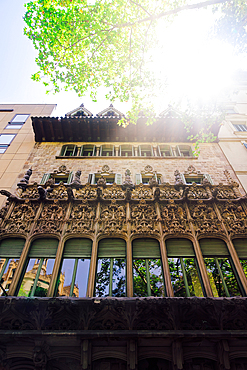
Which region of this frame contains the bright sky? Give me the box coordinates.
[0,1,247,117]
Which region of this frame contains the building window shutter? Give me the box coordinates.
[88,173,95,184]
[138,145,141,156]
[98,239,126,258]
[135,174,142,185]
[112,146,115,156]
[176,145,181,156]
[61,145,67,156]
[29,238,58,258]
[0,238,25,258]
[233,239,247,259]
[180,174,186,184]
[119,146,121,156]
[132,146,134,156]
[151,146,154,156]
[99,146,103,156]
[40,173,51,185]
[115,173,122,185]
[203,174,213,185]
[92,145,96,156]
[157,146,161,157]
[67,171,73,185]
[166,239,195,257]
[199,239,229,257]
[132,239,160,258]
[79,145,84,156]
[63,238,92,258]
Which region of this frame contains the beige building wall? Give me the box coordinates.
[0,104,56,206]
[219,90,247,193]
[22,141,242,190]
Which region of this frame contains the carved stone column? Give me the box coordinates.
[127,340,137,370]
[47,202,73,297]
[172,340,184,370]
[155,201,174,297]
[126,202,133,297]
[87,201,101,297]
[8,201,44,296]
[185,203,213,297]
[213,202,247,295]
[81,340,91,370]
[217,340,230,370]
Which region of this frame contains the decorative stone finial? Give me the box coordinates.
[71,170,81,188]
[122,169,135,190]
[17,168,32,190]
[174,170,184,186]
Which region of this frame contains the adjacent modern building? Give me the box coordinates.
[0,104,247,369]
[0,104,56,207]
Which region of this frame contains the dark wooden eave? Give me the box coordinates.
[32,116,220,143]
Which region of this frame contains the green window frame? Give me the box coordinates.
[158,145,173,157]
[79,145,96,157]
[100,145,114,156]
[138,145,154,157]
[176,145,193,157]
[119,145,134,157]
[60,144,78,157]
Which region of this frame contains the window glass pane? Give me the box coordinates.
[57,258,90,297]
[133,258,164,297]
[0,146,8,153]
[168,258,203,297]
[95,258,126,297]
[204,258,241,297]
[11,114,29,123]
[0,134,15,145]
[18,258,55,297]
[0,258,20,296]
[6,124,23,129]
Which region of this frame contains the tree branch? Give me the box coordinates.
[128,0,151,16]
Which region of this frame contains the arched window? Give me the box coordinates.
[0,238,25,295]
[166,238,204,297]
[132,239,165,297]
[17,238,58,297]
[233,238,247,279]
[199,238,243,297]
[60,144,78,157]
[57,238,92,297]
[95,239,126,297]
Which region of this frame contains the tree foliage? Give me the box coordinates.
[24,0,247,126]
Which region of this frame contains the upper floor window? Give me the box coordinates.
[158,145,173,157]
[139,145,153,157]
[120,145,134,157]
[88,173,122,185]
[61,145,78,157]
[176,145,193,157]
[233,124,247,132]
[6,114,29,129]
[80,145,95,156]
[100,145,114,156]
[0,134,15,153]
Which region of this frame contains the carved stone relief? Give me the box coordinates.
[189,202,223,235]
[131,184,153,200]
[98,201,126,234]
[19,184,40,199]
[161,201,190,234]
[9,200,38,221]
[159,184,183,200]
[40,201,66,221]
[66,202,96,234]
[130,200,159,234]
[187,183,210,200]
[102,184,125,200]
[46,183,68,200]
[218,201,247,234]
[213,184,237,200]
[74,184,97,200]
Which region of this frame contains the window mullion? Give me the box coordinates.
[145,259,152,296]
[0,258,9,281]
[109,258,114,297]
[180,258,190,297]
[215,258,230,297]
[30,258,44,297]
[69,258,79,297]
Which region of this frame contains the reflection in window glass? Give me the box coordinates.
[133,258,164,297]
[204,258,241,297]
[0,134,15,145]
[168,258,203,297]
[58,258,90,297]
[0,258,19,296]
[18,258,55,297]
[95,258,126,297]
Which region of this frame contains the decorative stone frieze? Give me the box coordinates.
[131,184,153,200]
[130,200,159,235]
[98,201,127,234]
[66,202,96,234]
[161,201,190,234]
